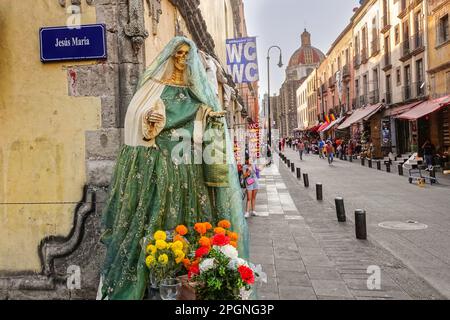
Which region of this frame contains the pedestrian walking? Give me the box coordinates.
[325,140,335,164]
[243,158,261,218]
[422,140,435,170]
[318,139,325,159]
[297,139,305,160]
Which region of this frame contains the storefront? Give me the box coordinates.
[337,103,384,158]
[397,95,450,157]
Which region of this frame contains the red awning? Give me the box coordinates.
[396,95,450,120]
[337,103,384,130]
[383,101,424,117]
[317,122,330,132]
[309,123,322,132]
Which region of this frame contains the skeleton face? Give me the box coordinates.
[173,44,190,71]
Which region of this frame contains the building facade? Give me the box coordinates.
[274,30,325,137]
[0,0,254,299]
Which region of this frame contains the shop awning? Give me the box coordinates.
[317,122,331,132]
[383,101,424,117]
[310,123,322,132]
[321,116,345,132]
[337,103,384,130]
[396,95,450,120]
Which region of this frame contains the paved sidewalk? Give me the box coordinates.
[247,153,444,300]
[280,146,450,298]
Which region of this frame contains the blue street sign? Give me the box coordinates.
[39,24,107,62]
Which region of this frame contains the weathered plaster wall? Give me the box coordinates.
[0,1,101,271]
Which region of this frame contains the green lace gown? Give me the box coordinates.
[100,85,229,299]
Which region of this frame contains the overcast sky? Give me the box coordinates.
[243,0,360,99]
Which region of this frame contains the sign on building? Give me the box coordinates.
[40,24,107,62]
[226,37,259,83]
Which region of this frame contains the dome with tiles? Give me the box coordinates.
[288,29,325,67]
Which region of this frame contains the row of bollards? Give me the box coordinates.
[282,152,367,240]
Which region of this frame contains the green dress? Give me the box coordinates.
[100,85,226,299]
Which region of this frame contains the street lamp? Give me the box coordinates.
[267,45,283,158]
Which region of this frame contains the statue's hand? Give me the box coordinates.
[145,111,164,124]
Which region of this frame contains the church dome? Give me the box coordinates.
[288,29,325,67]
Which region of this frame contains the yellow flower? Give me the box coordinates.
[154,230,167,241]
[145,255,155,268]
[167,242,173,249]
[146,244,157,255]
[158,254,169,265]
[155,239,167,250]
[174,250,185,264]
[172,240,184,252]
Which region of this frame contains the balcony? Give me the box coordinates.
[382,53,392,72]
[369,89,380,104]
[321,83,328,95]
[385,91,392,105]
[353,54,361,69]
[402,84,412,101]
[400,37,412,62]
[328,76,336,89]
[411,32,425,55]
[371,38,380,57]
[413,81,426,98]
[359,95,368,106]
[381,15,391,34]
[398,0,409,19]
[361,47,369,64]
[342,65,350,80]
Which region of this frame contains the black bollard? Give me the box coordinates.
[377,161,381,170]
[316,183,323,201]
[386,162,391,173]
[335,197,346,222]
[287,159,290,167]
[291,162,295,172]
[296,167,301,179]
[361,157,365,166]
[398,164,403,176]
[355,209,367,240]
[368,159,372,168]
[349,155,353,162]
[303,173,309,188]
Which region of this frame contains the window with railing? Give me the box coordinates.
[412,31,424,50]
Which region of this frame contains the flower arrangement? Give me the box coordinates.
[144,220,265,300]
[144,229,189,286]
[182,220,262,300]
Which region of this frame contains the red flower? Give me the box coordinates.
[195,246,210,258]
[188,265,200,279]
[238,265,255,285]
[211,233,230,246]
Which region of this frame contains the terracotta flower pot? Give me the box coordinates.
[177,275,197,300]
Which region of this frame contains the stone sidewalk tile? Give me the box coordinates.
[311,280,353,298]
[278,286,317,300]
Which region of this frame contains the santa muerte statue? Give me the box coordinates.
[97,37,249,300]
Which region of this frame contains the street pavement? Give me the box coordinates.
[247,151,447,300]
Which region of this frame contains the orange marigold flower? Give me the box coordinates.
[204,222,213,230]
[214,227,226,235]
[218,220,231,229]
[173,234,184,243]
[182,258,191,269]
[227,231,239,241]
[175,225,188,236]
[230,241,238,248]
[198,236,211,247]
[194,223,207,235]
